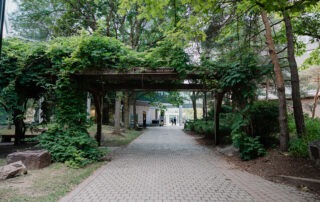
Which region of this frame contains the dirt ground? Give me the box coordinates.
[222,148,320,195]
[186,131,320,196]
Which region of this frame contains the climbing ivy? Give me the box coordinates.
[0,38,53,144]
[1,34,192,166]
[37,36,105,167]
[37,74,104,168]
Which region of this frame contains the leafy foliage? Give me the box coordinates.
[66,35,141,71]
[0,38,54,144]
[37,72,104,168]
[184,120,214,136]
[232,131,267,161]
[289,117,320,157]
[250,101,279,147]
[144,40,191,74]
[231,116,266,160]
[37,125,104,168]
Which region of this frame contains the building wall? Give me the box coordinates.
[129,105,156,125]
[165,107,179,125]
[287,99,320,118]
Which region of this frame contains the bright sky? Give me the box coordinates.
[3,0,17,37]
[6,0,17,13]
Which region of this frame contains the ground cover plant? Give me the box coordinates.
[289,116,320,158]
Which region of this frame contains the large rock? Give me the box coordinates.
[0,161,27,180]
[308,141,320,168]
[7,150,51,170]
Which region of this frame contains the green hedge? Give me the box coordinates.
[289,117,320,157]
[250,101,279,148]
[184,120,214,136]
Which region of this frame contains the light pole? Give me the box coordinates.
[0,0,6,57]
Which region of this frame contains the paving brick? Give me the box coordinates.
[60,127,320,202]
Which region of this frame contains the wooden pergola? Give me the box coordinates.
[72,68,222,146]
[74,68,211,91]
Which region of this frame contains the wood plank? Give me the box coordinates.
[278,175,320,184]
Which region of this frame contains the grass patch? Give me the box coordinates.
[0,161,105,202]
[0,127,14,136]
[104,130,141,146]
[0,124,50,136]
[0,124,142,201]
[0,158,6,166]
[88,124,142,147]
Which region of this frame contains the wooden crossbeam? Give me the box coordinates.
[75,69,203,80]
[100,83,207,91]
[73,68,215,91]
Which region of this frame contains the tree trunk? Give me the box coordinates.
[114,91,122,134]
[13,110,26,145]
[213,92,224,144]
[124,91,130,129]
[7,114,12,129]
[102,98,109,125]
[283,10,305,136]
[191,91,197,120]
[312,78,320,118]
[261,10,289,151]
[133,92,137,129]
[266,80,269,100]
[93,93,103,146]
[203,92,207,121]
[86,93,91,120]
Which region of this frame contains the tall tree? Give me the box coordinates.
[282,10,305,136]
[261,10,289,151]
[255,0,318,136]
[203,92,207,121]
[92,92,104,146]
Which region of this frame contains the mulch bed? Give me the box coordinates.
[222,149,320,195]
[184,130,320,196]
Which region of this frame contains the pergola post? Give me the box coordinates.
[114,91,122,134]
[132,91,137,129]
[179,105,182,126]
[0,0,6,57]
[86,92,91,120]
[214,92,224,145]
[92,92,103,146]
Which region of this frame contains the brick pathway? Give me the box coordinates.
[60,127,320,202]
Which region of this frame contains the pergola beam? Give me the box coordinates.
[75,69,205,81]
[77,79,209,91]
[74,68,215,91]
[100,83,206,91]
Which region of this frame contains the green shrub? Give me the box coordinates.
[232,131,266,160]
[250,101,279,147]
[208,104,232,120]
[184,120,214,136]
[287,114,296,133]
[231,117,266,160]
[184,120,194,131]
[37,125,104,168]
[193,121,203,134]
[193,120,214,135]
[289,117,320,157]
